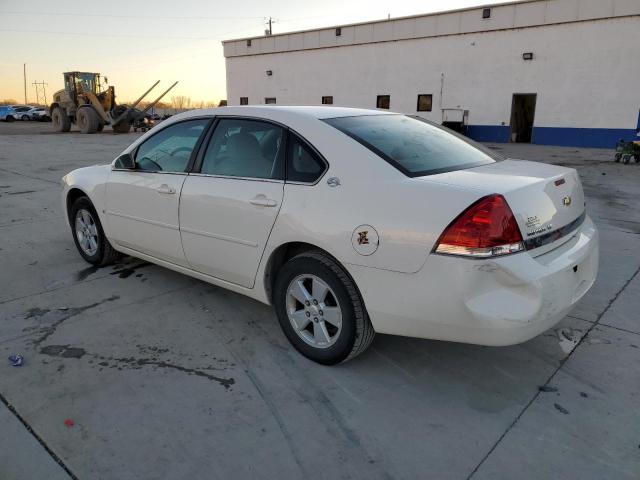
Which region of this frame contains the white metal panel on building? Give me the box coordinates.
[223,0,640,147]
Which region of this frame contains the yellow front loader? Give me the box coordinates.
[49,72,177,134]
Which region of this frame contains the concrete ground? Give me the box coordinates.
[0,121,638,480]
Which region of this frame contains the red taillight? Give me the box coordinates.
[435,194,524,258]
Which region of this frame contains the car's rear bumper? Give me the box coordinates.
[346,215,599,346]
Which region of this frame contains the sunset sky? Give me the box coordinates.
[0,0,514,105]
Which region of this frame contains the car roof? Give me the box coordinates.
[174,105,397,122]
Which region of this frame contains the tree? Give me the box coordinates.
[171,95,191,111]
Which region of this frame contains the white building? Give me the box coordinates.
[223,0,640,148]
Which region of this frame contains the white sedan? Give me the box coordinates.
[61,106,598,364]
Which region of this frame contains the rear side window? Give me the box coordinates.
[323,114,499,177]
[135,119,208,173]
[286,133,326,184]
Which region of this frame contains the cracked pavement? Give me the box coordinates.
[0,122,639,479]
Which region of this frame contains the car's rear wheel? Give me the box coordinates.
[69,196,121,266]
[21,114,29,121]
[274,250,375,364]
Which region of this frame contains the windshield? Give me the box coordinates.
[76,73,98,94]
[323,114,502,177]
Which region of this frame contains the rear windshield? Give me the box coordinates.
[323,114,501,177]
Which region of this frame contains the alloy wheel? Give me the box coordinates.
[286,274,343,348]
[75,208,99,256]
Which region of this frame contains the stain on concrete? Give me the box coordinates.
[554,403,570,415]
[539,385,559,393]
[110,262,150,279]
[26,295,120,346]
[25,307,51,319]
[7,190,35,195]
[76,265,100,281]
[40,345,86,359]
[97,354,235,389]
[7,190,36,195]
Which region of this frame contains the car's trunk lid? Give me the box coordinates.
[419,159,586,254]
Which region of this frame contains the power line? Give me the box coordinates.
[0,10,265,20]
[0,28,214,40]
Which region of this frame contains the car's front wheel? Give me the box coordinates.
[69,196,121,266]
[274,250,375,364]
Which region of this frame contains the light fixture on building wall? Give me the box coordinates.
[522,52,534,60]
[266,70,273,76]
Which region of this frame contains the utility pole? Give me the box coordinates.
[23,63,27,104]
[265,16,274,36]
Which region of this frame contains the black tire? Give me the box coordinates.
[21,114,30,121]
[69,196,121,266]
[52,107,71,132]
[112,122,131,134]
[623,154,631,164]
[77,107,99,134]
[5,115,15,122]
[273,250,375,364]
[614,153,621,162]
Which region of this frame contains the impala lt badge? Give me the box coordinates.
[527,223,553,237]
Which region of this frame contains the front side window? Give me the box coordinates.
[323,115,499,177]
[135,119,209,172]
[200,118,284,179]
[287,133,327,183]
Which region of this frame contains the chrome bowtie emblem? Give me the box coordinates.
[327,177,341,187]
[563,196,572,206]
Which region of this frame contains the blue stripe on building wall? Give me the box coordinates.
[466,125,638,148]
[532,127,637,148]
[466,125,510,143]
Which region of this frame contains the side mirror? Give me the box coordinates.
[114,153,135,169]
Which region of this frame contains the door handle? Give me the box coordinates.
[249,194,278,207]
[157,184,175,194]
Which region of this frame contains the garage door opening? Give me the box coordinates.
[510,94,536,143]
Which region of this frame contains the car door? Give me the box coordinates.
[179,117,285,288]
[105,118,210,266]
